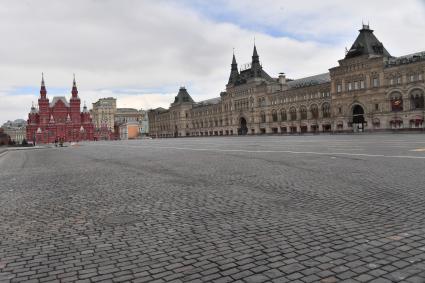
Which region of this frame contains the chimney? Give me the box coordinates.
[278,72,286,85]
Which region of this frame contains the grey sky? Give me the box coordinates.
[1,0,424,122]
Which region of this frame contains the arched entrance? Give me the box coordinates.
[174,125,178,138]
[238,117,248,135]
[352,105,365,132]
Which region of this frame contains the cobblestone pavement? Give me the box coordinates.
[1,134,425,283]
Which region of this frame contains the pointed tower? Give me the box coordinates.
[252,45,259,64]
[345,24,391,59]
[70,74,81,124]
[251,44,262,78]
[228,52,240,85]
[28,102,39,125]
[38,73,50,126]
[71,73,79,98]
[40,73,47,99]
[81,101,90,123]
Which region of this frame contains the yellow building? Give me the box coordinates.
[119,121,140,140]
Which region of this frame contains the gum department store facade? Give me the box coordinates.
[148,25,425,137]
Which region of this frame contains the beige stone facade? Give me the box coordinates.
[148,25,425,138]
[2,119,26,143]
[115,108,146,125]
[91,97,117,131]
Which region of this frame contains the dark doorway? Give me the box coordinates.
[352,105,365,132]
[238,117,248,135]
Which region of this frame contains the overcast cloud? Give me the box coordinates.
[1,0,424,122]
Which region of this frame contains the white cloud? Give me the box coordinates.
[0,0,424,122]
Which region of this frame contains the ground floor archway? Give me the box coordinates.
[352,105,365,132]
[238,117,248,135]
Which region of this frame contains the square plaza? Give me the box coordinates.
[1,134,425,282]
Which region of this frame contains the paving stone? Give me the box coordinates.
[1,136,425,283]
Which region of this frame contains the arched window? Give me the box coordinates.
[260,111,266,123]
[390,92,403,112]
[322,103,331,118]
[310,104,319,119]
[410,89,424,110]
[290,107,297,121]
[300,106,307,120]
[272,110,278,122]
[280,109,287,121]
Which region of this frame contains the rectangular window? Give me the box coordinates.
[397,77,402,84]
[410,75,415,82]
[360,80,365,89]
[390,78,394,85]
[348,82,352,91]
[375,104,379,111]
[337,84,342,93]
[338,107,342,114]
[373,78,379,87]
[354,81,359,90]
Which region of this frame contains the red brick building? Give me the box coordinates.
[26,75,95,144]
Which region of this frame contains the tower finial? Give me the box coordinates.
[71,73,78,98]
[252,42,259,60]
[40,72,47,98]
[362,20,370,30]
